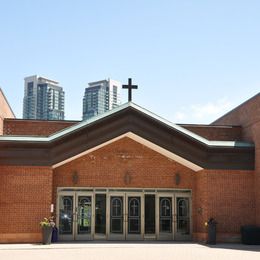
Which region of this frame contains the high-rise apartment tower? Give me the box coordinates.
[82,79,121,120]
[23,75,65,120]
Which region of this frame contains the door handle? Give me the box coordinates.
[73,207,78,222]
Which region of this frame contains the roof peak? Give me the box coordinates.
[0,101,254,148]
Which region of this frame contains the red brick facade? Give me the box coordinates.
[0,137,255,243]
[53,138,255,242]
[194,169,255,242]
[0,94,259,243]
[213,93,260,226]
[0,166,52,243]
[3,119,78,136]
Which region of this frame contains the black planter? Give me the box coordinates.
[207,223,217,244]
[42,226,53,245]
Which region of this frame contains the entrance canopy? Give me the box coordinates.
[0,102,254,170]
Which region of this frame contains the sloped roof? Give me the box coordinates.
[0,102,255,170]
[0,102,253,148]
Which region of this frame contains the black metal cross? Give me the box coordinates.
[122,78,138,102]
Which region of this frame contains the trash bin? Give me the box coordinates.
[207,218,217,245]
[241,225,260,245]
[51,227,58,243]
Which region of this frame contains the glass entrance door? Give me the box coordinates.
[126,195,143,240]
[158,195,174,240]
[174,195,191,240]
[75,193,93,240]
[58,191,94,240]
[108,194,125,240]
[108,193,144,240]
[58,193,74,241]
[57,189,191,241]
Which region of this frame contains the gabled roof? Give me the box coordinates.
[0,102,253,148]
[0,102,255,170]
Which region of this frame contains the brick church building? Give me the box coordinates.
[0,88,259,243]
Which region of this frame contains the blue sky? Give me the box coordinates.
[0,0,259,123]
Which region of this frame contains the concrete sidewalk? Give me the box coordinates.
[0,242,259,260]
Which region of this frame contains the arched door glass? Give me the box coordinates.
[159,197,172,233]
[77,196,92,234]
[59,196,73,234]
[110,196,123,233]
[128,197,141,234]
[177,198,190,234]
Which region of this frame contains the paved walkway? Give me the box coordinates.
[0,242,259,260]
